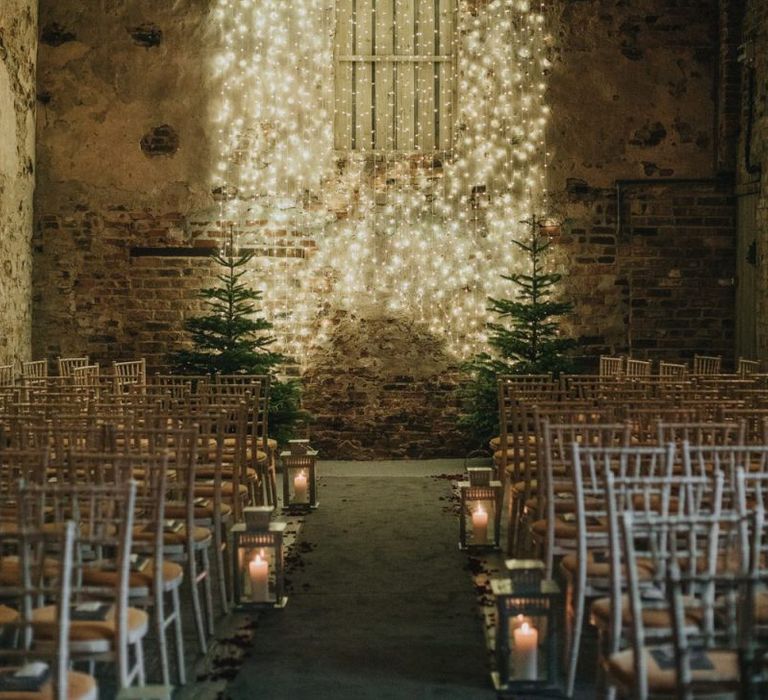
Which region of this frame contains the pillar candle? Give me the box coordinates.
[472,505,489,543]
[512,622,538,680]
[294,470,308,503]
[249,553,269,602]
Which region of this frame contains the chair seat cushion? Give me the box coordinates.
[193,483,248,499]
[607,646,739,694]
[560,552,653,580]
[164,500,232,521]
[33,605,149,651]
[133,524,212,547]
[591,594,700,629]
[82,560,184,593]
[0,557,60,586]
[531,516,607,541]
[0,669,97,700]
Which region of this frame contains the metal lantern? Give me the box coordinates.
[459,467,502,549]
[281,442,318,510]
[231,509,287,609]
[491,559,564,697]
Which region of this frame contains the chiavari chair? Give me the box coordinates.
[69,451,186,686]
[607,481,754,698]
[17,480,147,690]
[564,443,675,697]
[692,354,722,376]
[530,421,631,578]
[57,357,90,379]
[113,421,215,655]
[0,520,98,700]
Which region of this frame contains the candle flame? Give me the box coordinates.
[254,554,263,564]
[476,505,486,515]
[521,622,530,633]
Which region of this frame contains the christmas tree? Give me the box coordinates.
[461,215,576,447]
[170,227,303,443]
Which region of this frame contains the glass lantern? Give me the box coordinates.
[231,516,287,609]
[491,559,564,697]
[459,467,502,549]
[281,443,318,510]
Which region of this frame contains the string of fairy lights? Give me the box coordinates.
[211,0,552,365]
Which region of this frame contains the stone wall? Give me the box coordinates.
[0,1,36,366]
[33,0,737,457]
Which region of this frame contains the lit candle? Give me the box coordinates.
[294,470,308,503]
[249,552,269,602]
[512,622,538,680]
[472,505,489,544]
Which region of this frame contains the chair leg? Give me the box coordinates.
[154,590,171,686]
[134,639,146,687]
[201,546,216,636]
[188,553,208,654]
[566,578,585,698]
[171,585,187,685]
[214,526,230,614]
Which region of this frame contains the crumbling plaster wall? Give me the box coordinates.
[33,0,735,457]
[0,1,36,366]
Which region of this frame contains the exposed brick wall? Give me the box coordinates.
[33,0,738,458]
[0,0,36,366]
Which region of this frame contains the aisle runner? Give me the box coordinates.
[222,472,494,700]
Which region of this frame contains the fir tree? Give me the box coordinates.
[170,228,304,443]
[461,215,576,447]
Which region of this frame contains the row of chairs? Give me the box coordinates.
[0,370,280,695]
[566,441,768,697]
[599,353,762,378]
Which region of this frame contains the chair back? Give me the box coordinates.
[0,520,77,700]
[599,356,624,377]
[58,356,89,378]
[693,354,722,376]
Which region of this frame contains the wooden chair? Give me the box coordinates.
[112,422,215,655]
[692,354,722,376]
[57,357,90,378]
[596,468,712,696]
[72,364,100,389]
[564,443,675,697]
[666,562,761,698]
[113,360,147,394]
[599,356,624,377]
[608,497,754,698]
[71,451,186,686]
[530,421,631,577]
[0,363,16,386]
[626,358,652,378]
[738,358,761,376]
[658,361,688,380]
[0,520,98,700]
[17,480,148,690]
[21,361,48,393]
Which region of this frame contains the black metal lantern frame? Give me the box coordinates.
[491,560,565,697]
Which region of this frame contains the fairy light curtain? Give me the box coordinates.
[211,0,551,365]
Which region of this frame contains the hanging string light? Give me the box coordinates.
[212,0,551,365]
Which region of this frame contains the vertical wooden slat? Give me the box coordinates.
[334,0,353,150]
[395,0,415,151]
[355,0,374,151]
[416,0,435,151]
[438,0,454,151]
[374,0,395,149]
